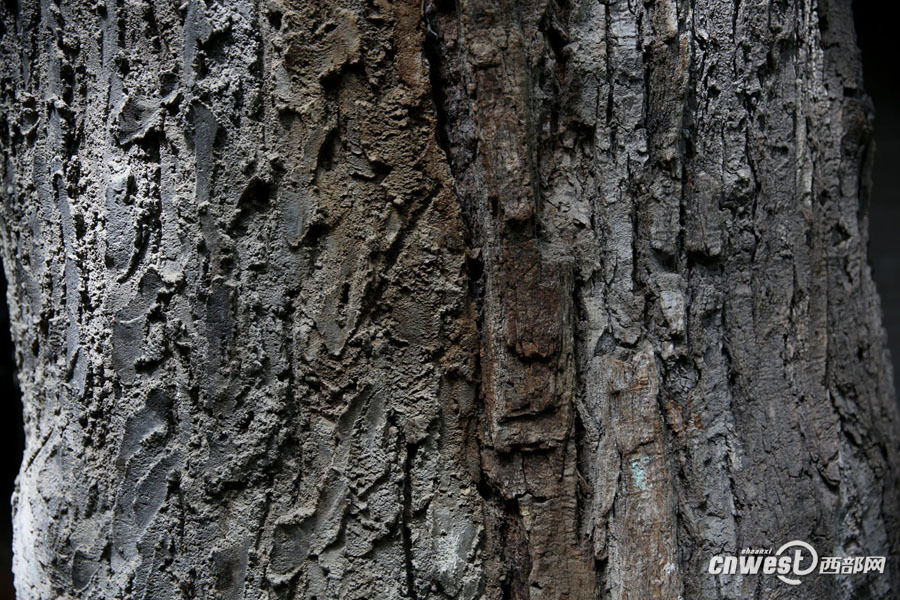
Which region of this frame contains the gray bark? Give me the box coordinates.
[0,0,897,599]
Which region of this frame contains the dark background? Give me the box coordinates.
[855,0,900,405]
[0,3,895,598]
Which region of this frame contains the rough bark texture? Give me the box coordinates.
[0,0,898,599]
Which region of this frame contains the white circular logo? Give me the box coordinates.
[774,540,818,585]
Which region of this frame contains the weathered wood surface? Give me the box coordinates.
[0,0,897,598]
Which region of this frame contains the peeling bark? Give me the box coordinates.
[0,0,898,599]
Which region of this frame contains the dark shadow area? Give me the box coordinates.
[855,0,900,396]
[0,267,23,600]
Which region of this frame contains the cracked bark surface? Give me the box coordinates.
[0,0,898,599]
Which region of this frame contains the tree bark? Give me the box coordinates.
[0,0,897,599]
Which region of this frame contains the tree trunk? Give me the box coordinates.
[0,0,897,598]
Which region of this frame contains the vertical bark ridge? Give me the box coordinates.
[428,0,601,597]
[429,0,900,598]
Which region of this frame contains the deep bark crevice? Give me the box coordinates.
[402,441,420,600]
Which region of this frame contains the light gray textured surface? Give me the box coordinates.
[0,0,897,598]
